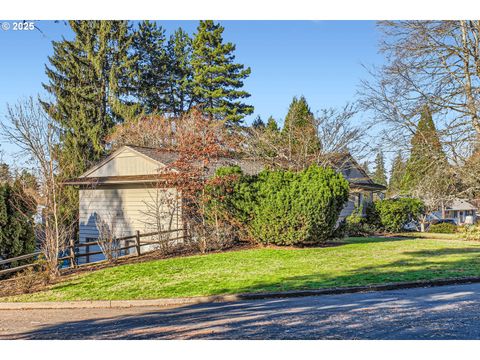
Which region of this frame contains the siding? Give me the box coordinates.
[86,147,163,177]
[79,184,182,263]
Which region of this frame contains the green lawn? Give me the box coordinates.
[4,236,480,302]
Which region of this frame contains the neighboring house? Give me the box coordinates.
[443,199,477,225]
[65,145,386,263]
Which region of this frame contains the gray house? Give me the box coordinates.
[65,145,385,263]
[444,199,477,225]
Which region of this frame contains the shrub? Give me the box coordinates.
[344,204,375,237]
[250,166,349,245]
[428,222,458,234]
[206,165,350,246]
[204,165,256,245]
[0,181,37,264]
[462,225,480,241]
[372,198,424,233]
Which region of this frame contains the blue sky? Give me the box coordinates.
[0,20,384,164]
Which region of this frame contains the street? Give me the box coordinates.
[2,283,480,339]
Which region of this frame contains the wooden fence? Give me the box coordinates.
[0,228,184,277]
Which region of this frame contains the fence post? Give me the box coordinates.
[69,238,76,268]
[135,230,141,256]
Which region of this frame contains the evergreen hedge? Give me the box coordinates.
[368,198,424,233]
[206,165,350,246]
[428,222,458,234]
[0,181,36,263]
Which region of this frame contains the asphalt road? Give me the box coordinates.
[2,283,480,339]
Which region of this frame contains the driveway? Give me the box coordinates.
[2,283,480,339]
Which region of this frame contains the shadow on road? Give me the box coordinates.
[7,284,480,340]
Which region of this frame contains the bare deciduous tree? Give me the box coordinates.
[108,109,240,253]
[0,97,73,278]
[244,104,369,170]
[360,20,480,197]
[94,212,121,263]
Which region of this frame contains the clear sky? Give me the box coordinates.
[0,20,384,163]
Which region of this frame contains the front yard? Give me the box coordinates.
[4,236,480,302]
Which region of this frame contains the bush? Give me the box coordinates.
[0,181,37,264]
[250,166,350,245]
[371,198,424,233]
[428,222,458,234]
[204,165,256,245]
[206,165,350,246]
[344,204,375,237]
[462,225,480,241]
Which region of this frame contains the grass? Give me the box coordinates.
[4,236,480,302]
[396,232,462,240]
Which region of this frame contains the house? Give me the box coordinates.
[443,199,477,225]
[65,145,386,263]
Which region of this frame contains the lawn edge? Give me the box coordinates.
[2,276,480,310]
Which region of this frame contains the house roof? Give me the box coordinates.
[66,145,386,191]
[446,199,477,211]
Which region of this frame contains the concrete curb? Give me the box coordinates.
[2,276,480,310]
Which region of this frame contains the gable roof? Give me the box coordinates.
[79,145,172,178]
[66,145,386,191]
[447,199,477,211]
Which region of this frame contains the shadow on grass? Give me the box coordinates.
[18,239,480,300]
[342,237,413,245]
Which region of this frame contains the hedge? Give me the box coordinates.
[206,165,350,246]
[367,198,424,233]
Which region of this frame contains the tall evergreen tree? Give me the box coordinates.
[166,28,195,116]
[266,116,279,132]
[0,180,36,263]
[373,150,387,186]
[388,150,406,196]
[133,21,169,114]
[402,105,448,192]
[361,161,372,177]
[42,20,139,225]
[0,163,10,183]
[252,115,265,129]
[283,96,315,132]
[191,20,253,124]
[282,96,321,158]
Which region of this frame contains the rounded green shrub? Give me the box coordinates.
[462,225,480,241]
[371,198,424,233]
[250,166,350,245]
[428,222,458,234]
[207,165,350,246]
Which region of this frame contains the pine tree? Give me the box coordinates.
[191,20,253,124]
[165,28,195,116]
[402,105,448,192]
[373,150,387,186]
[42,20,139,225]
[252,115,265,129]
[0,163,10,183]
[0,180,36,263]
[388,151,406,196]
[266,116,279,132]
[282,96,321,160]
[361,161,372,177]
[283,96,315,131]
[133,21,169,114]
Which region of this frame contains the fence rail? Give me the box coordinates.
[0,229,184,277]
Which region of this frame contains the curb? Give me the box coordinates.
[2,276,480,310]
